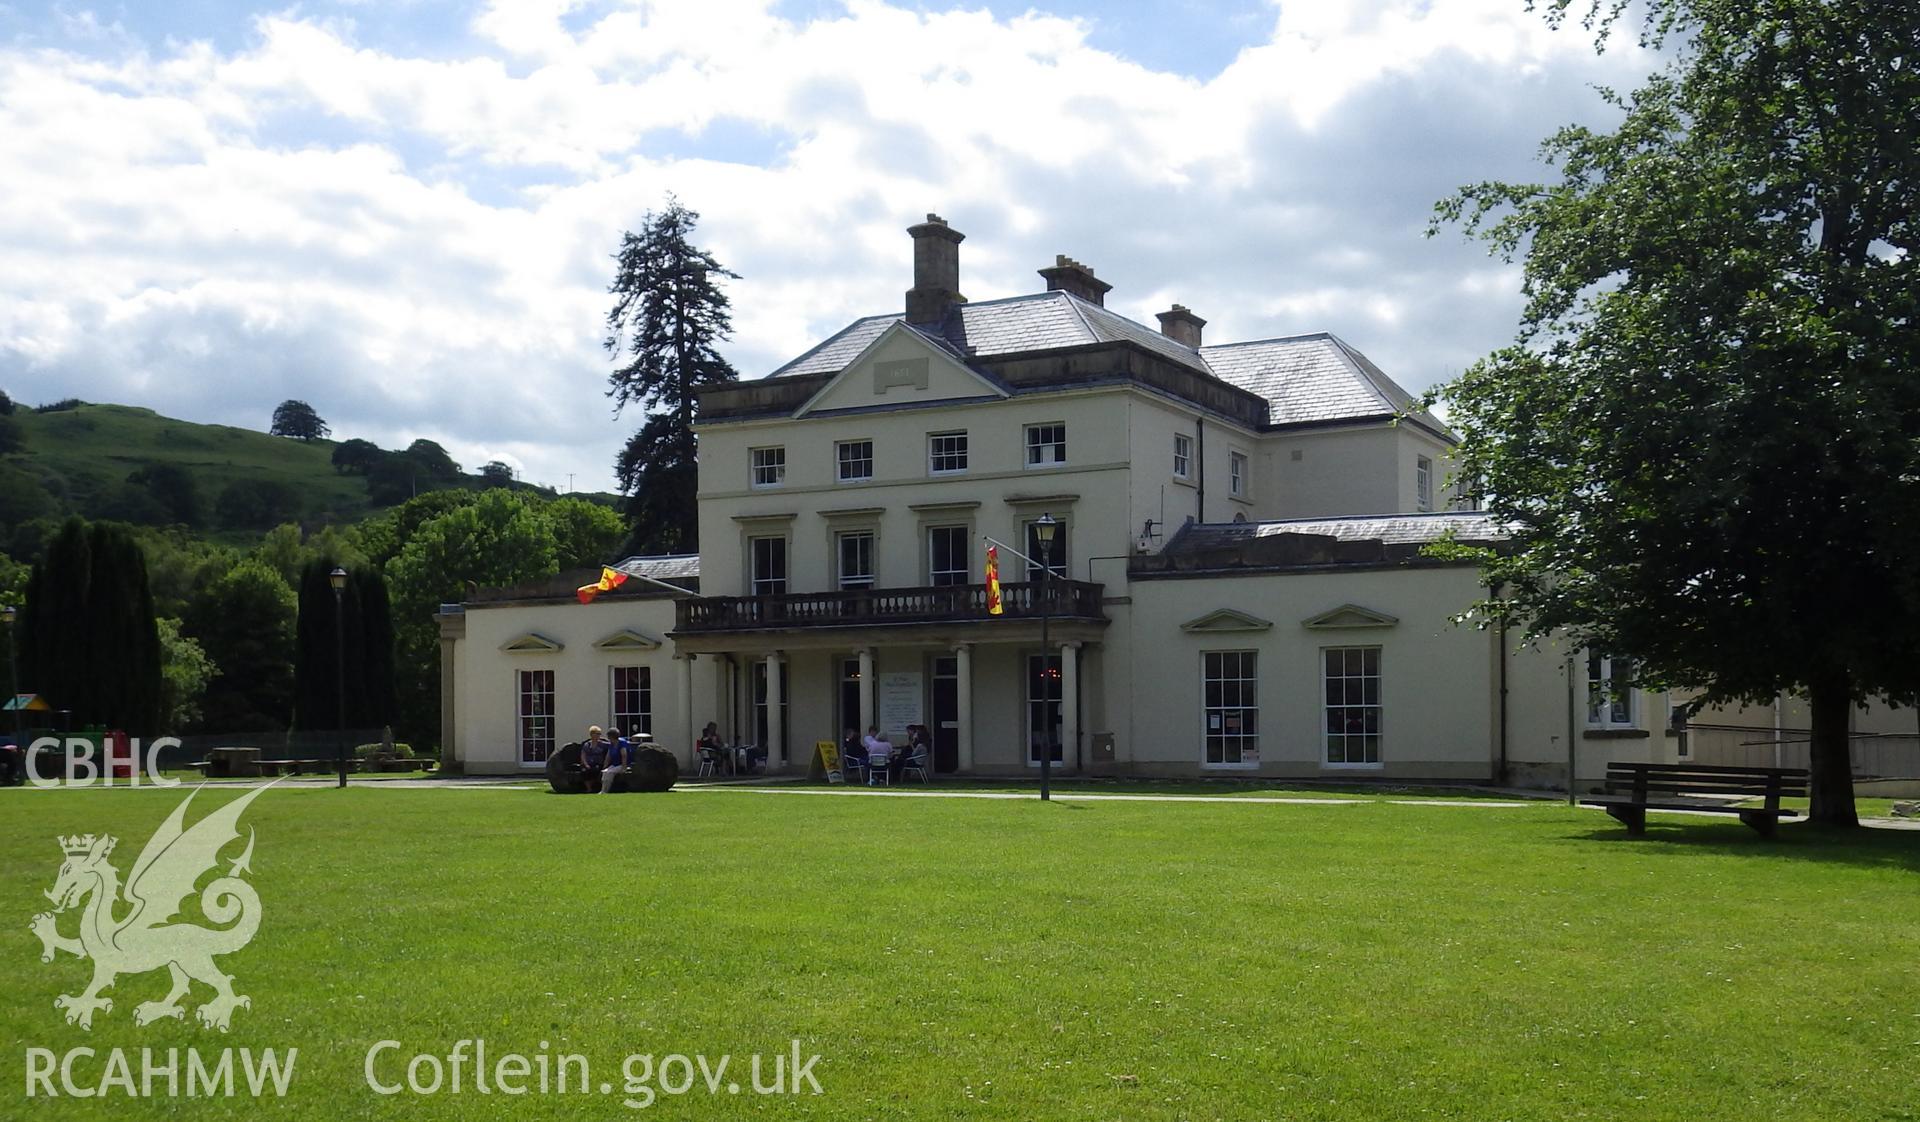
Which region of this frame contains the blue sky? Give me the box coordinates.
[0,1,1659,492]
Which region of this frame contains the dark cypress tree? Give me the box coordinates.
[16,517,161,734]
[354,568,396,728]
[293,559,395,732]
[604,197,740,553]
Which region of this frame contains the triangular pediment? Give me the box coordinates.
[500,632,563,653]
[795,322,1008,417]
[1180,608,1274,633]
[593,629,661,652]
[1301,604,1399,630]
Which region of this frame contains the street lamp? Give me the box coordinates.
[329,567,348,789]
[1033,514,1056,803]
[2,603,18,738]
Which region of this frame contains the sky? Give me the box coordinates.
[0,0,1662,494]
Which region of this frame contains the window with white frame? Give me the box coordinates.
[1173,433,1193,479]
[1025,423,1067,467]
[836,439,873,482]
[1023,519,1068,580]
[516,669,555,765]
[928,431,968,474]
[749,446,785,488]
[1203,651,1259,766]
[927,525,968,586]
[610,666,652,736]
[1229,452,1248,498]
[1324,647,1382,765]
[1587,653,1636,728]
[749,535,787,596]
[1416,456,1434,512]
[836,530,875,590]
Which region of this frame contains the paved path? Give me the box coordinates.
[675,785,1537,807]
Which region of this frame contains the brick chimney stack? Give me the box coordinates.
[905,213,966,324]
[1156,304,1206,349]
[1037,255,1113,307]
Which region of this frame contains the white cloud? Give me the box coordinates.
[0,0,1658,494]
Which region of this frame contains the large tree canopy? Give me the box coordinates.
[1435,0,1920,825]
[270,399,329,441]
[604,197,740,554]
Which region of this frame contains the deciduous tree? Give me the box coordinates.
[270,400,329,441]
[1434,0,1920,826]
[183,558,296,731]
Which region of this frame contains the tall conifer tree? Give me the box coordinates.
[604,198,740,553]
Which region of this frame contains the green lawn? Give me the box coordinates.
[4,784,1916,1120]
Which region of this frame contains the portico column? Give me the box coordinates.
[1061,641,1081,774]
[676,653,696,771]
[954,643,974,772]
[764,652,784,770]
[858,648,876,734]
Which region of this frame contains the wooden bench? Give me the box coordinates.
[1582,762,1809,838]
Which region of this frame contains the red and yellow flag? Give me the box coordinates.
[575,566,629,604]
[984,545,1003,616]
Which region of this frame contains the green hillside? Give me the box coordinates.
[20,403,373,523]
[0,402,620,551]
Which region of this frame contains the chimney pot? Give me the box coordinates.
[905,213,966,324]
[1038,255,1113,307]
[1156,304,1207,349]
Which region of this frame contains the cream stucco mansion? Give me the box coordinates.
[436,215,1909,787]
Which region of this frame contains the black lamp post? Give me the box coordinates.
[329,567,348,789]
[1034,514,1056,803]
[2,603,18,737]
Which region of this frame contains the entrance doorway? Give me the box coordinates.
[837,657,861,742]
[931,655,959,772]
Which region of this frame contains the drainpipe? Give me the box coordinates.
[1195,418,1206,523]
[1565,654,1578,806]
[1492,581,1509,787]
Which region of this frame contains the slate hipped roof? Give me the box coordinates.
[1172,512,1508,551]
[764,289,1444,433]
[467,556,700,605]
[1135,512,1509,576]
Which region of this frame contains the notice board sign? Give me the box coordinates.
[877,672,924,736]
[814,740,844,784]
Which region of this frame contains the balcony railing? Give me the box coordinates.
[675,580,1105,632]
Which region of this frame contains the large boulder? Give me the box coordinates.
[619,744,679,792]
[545,742,590,794]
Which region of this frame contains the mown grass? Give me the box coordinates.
[3,784,1916,1120]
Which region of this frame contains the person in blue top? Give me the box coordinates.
[600,729,635,793]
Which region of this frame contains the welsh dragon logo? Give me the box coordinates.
[30,782,274,1032]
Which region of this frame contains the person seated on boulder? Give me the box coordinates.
[600,729,634,793]
[581,725,611,786]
